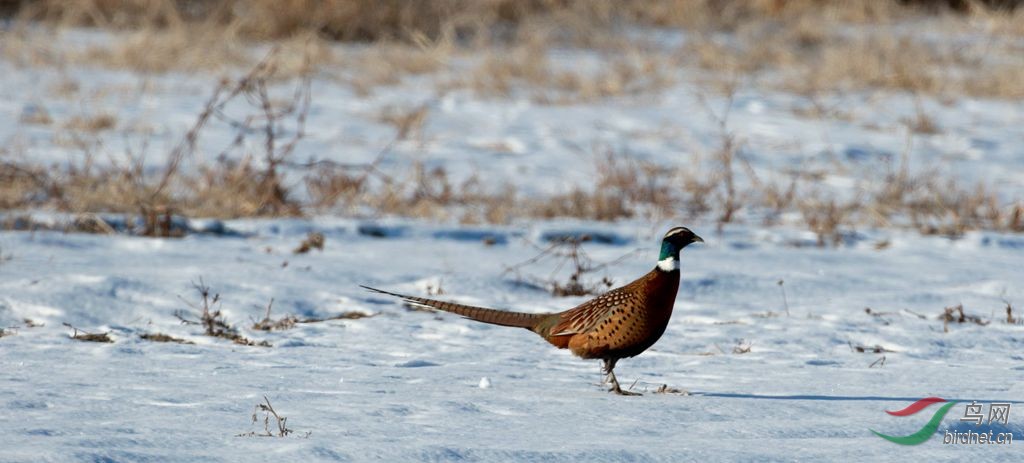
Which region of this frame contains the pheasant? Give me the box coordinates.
[362,226,703,395]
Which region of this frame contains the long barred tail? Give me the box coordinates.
[360,285,547,329]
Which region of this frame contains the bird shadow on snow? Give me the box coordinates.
[692,391,1024,405]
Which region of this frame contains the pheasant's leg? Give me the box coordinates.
[603,358,641,396]
[601,358,615,384]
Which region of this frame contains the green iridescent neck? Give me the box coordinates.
[657,240,680,272]
[659,240,680,260]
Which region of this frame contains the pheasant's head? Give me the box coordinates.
[657,226,703,271]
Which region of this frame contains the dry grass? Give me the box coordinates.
[5,124,1023,241]
[13,0,939,42]
[1,17,326,78]
[864,152,1018,237]
[251,301,376,331]
[77,25,250,74]
[304,156,519,224]
[5,0,1022,100]
[293,232,325,254]
[941,304,991,332]
[64,113,117,132]
[139,332,194,344]
[450,42,675,104]
[63,323,114,343]
[2,5,1023,240]
[251,299,298,331]
[798,195,861,247]
[529,147,676,221]
[799,35,1022,98]
[1,49,311,223]
[376,104,430,141]
[683,6,1024,99]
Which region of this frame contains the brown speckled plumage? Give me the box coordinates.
[362,226,703,395]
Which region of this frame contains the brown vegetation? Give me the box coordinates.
[293,232,325,254]
[252,298,375,331]
[2,1,1023,242]
[140,332,194,344]
[63,322,114,343]
[4,104,1023,242]
[175,278,271,347]
[941,304,990,332]
[16,1,1021,43]
[4,0,1023,99]
[1,49,310,223]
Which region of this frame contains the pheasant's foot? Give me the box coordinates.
[609,385,643,396]
[606,370,642,396]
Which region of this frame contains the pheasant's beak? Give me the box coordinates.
[693,235,705,244]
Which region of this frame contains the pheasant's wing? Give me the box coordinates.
[361,285,547,329]
[548,288,632,336]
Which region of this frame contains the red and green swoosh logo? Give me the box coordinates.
[871,397,958,445]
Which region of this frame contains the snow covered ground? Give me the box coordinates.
[2,26,1024,462]
[2,220,1022,461]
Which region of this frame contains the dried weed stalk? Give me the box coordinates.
[139,333,194,344]
[176,278,271,347]
[940,304,990,332]
[237,396,310,438]
[253,298,375,331]
[252,298,296,331]
[63,322,113,343]
[1005,301,1022,325]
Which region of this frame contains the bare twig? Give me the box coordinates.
[777,279,790,317]
[903,309,928,320]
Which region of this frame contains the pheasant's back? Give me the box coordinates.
[538,269,680,360]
